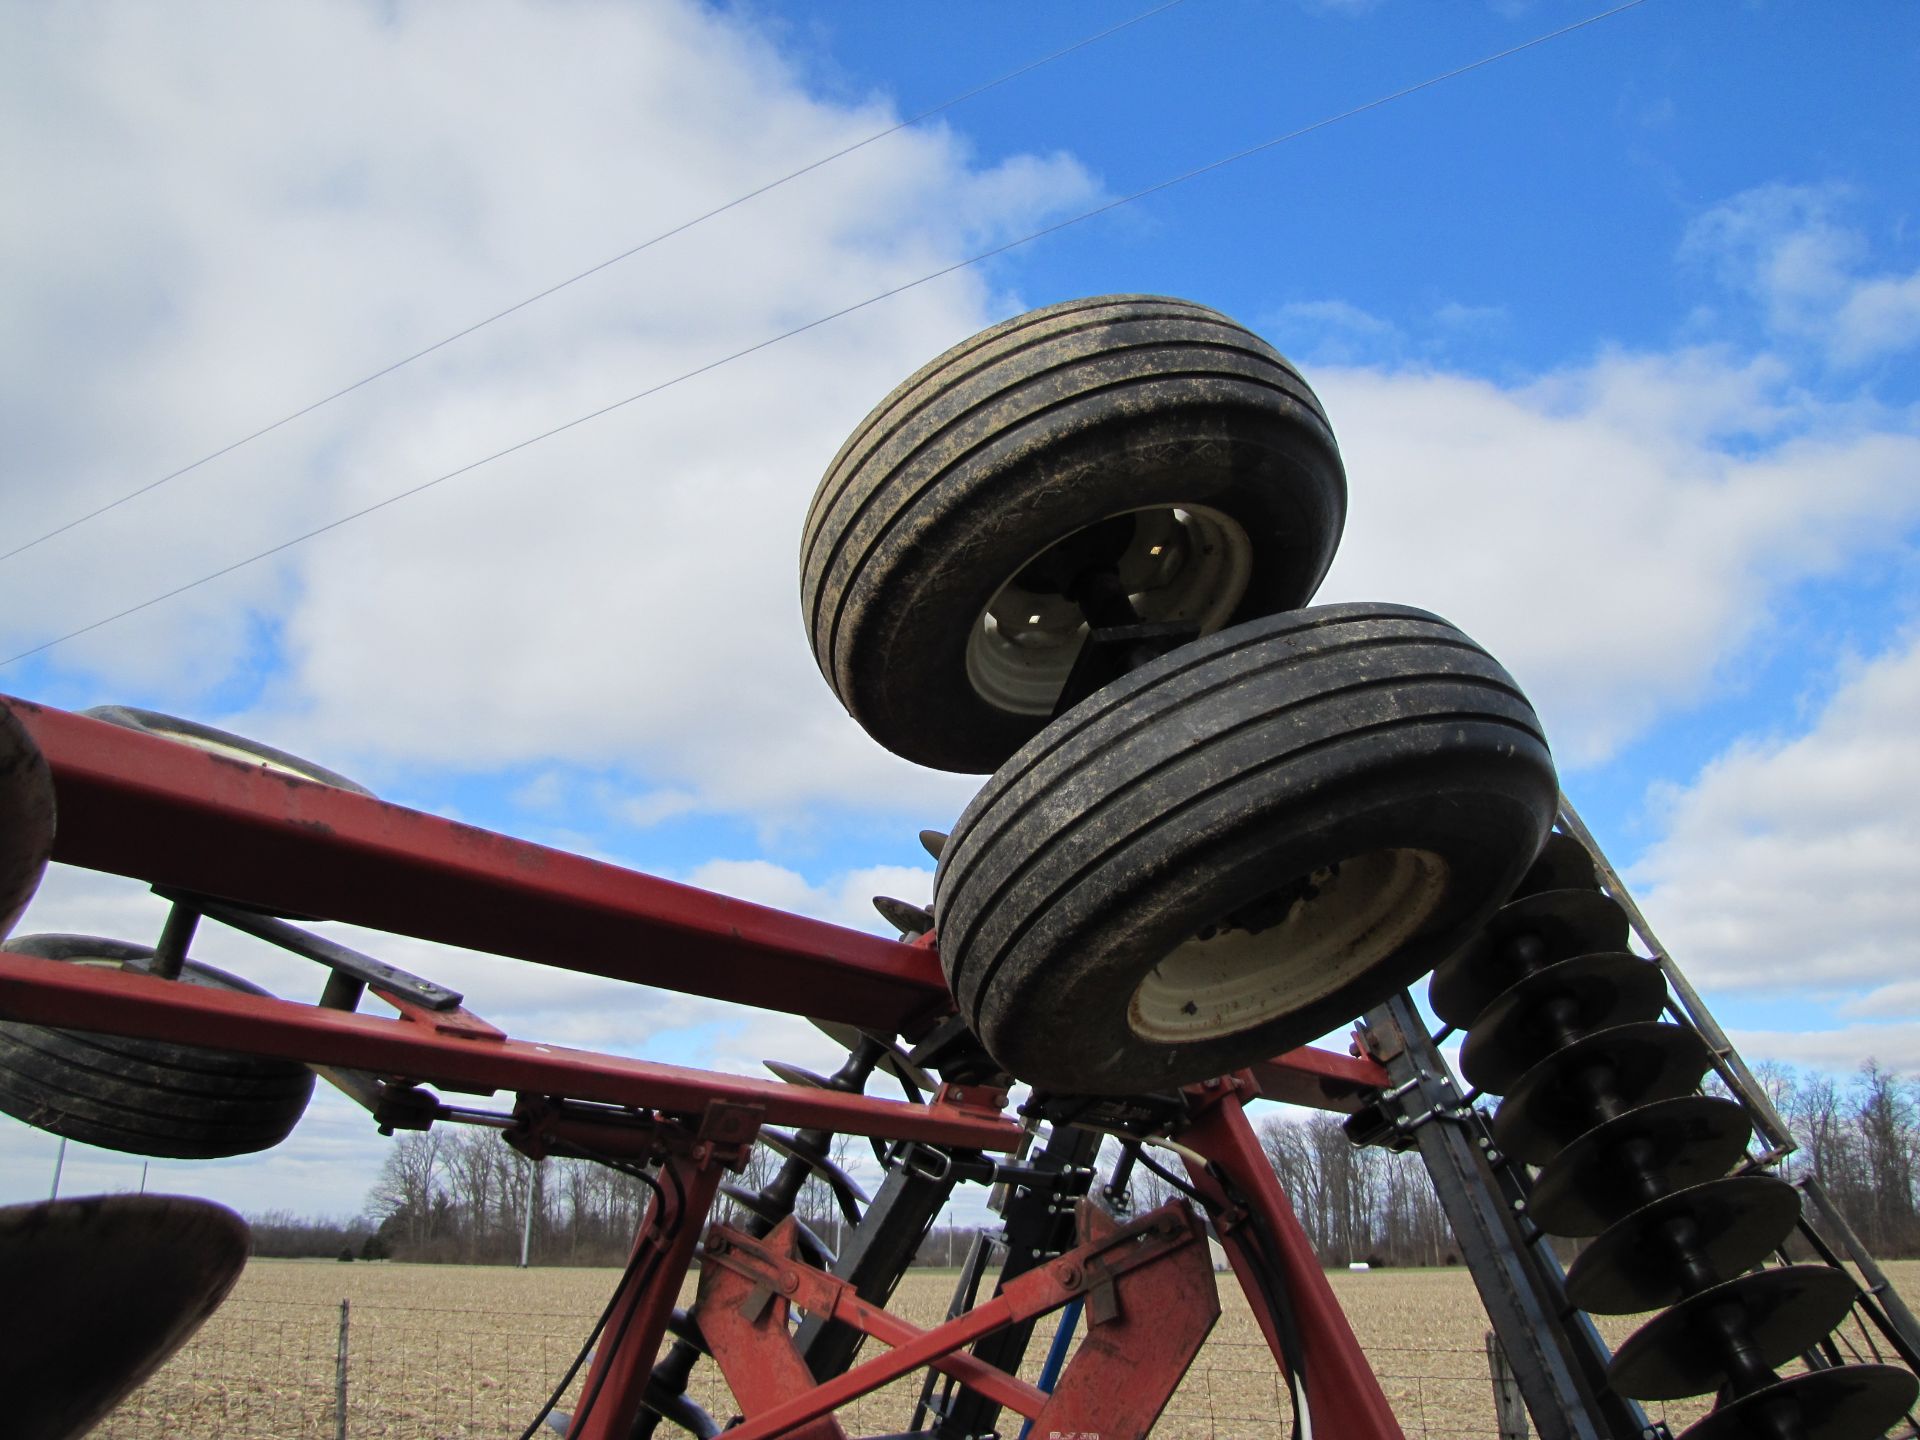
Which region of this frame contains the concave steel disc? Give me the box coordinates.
[809,1018,936,1093]
[1510,831,1600,900]
[1458,952,1669,1093]
[1492,1021,1715,1166]
[0,702,55,944]
[764,1059,833,1089]
[1525,1094,1753,1236]
[1677,1364,1920,1440]
[1428,889,1631,1028]
[1608,1265,1859,1401]
[1,1193,248,1440]
[1565,1174,1804,1315]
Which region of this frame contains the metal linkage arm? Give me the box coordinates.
[0,951,1023,1150]
[6,697,946,1034]
[700,1201,1217,1440]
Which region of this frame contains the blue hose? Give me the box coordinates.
[1016,1296,1085,1440]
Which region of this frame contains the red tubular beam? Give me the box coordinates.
[1182,1085,1405,1440]
[0,953,1022,1149]
[5,698,947,1035]
[569,1148,724,1440]
[1247,1043,1390,1113]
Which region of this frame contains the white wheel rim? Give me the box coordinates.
[964,504,1254,716]
[1128,848,1451,1043]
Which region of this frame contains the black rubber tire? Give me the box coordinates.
[933,603,1558,1094]
[0,934,314,1159]
[801,294,1347,773]
[84,705,372,795]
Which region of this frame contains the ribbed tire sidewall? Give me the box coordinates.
[0,936,314,1158]
[800,294,1347,772]
[933,602,1559,1094]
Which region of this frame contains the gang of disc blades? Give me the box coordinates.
[2,1193,249,1440]
[1525,1094,1754,1236]
[1429,888,1631,1028]
[1608,1265,1860,1401]
[1492,1021,1715,1166]
[1565,1174,1804,1314]
[1458,951,1669,1092]
[1677,1364,1920,1440]
[1511,831,1600,900]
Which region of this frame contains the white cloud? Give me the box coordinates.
[1629,626,1920,1003]
[1729,1025,1920,1080]
[1683,183,1920,367]
[683,858,933,935]
[0,0,1090,828]
[1316,348,1920,765]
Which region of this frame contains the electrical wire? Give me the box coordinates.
[539,1159,689,1440]
[1122,1138,1207,1203]
[0,0,1192,569]
[0,0,1654,671]
[516,1218,660,1440]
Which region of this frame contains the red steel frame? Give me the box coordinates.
[0,695,1403,1439]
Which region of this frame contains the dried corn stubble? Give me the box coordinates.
[92,1258,1920,1438]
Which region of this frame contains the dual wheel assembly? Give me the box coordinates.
[803,294,1560,1093]
[1431,834,1919,1440]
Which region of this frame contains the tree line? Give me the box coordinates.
[251,1058,1920,1268]
[1240,1057,1920,1269]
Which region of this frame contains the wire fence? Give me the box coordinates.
[91,1288,1537,1440]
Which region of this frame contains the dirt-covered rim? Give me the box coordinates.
[964,504,1253,717]
[84,706,371,796]
[1127,848,1450,1044]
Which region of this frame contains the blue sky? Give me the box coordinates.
[1,0,1917,1218]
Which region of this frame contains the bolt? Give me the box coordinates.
[1486,1150,1504,1166]
[951,1087,965,1102]
[1054,1262,1081,1287]
[779,1269,799,1294]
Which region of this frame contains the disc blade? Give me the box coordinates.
[1608,1265,1858,1401]
[1677,1364,1919,1440]
[1526,1094,1753,1236]
[2,1194,249,1440]
[1492,1021,1714,1165]
[1565,1174,1804,1315]
[1511,832,1599,900]
[1429,889,1630,1028]
[808,1018,935,1094]
[1459,951,1669,1093]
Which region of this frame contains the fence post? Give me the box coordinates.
[336,1299,350,1440]
[1487,1329,1528,1440]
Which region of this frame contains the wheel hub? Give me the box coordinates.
[965,505,1254,716]
[1127,848,1450,1044]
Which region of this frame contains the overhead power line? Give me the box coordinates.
[0,0,1653,671]
[0,0,1191,570]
